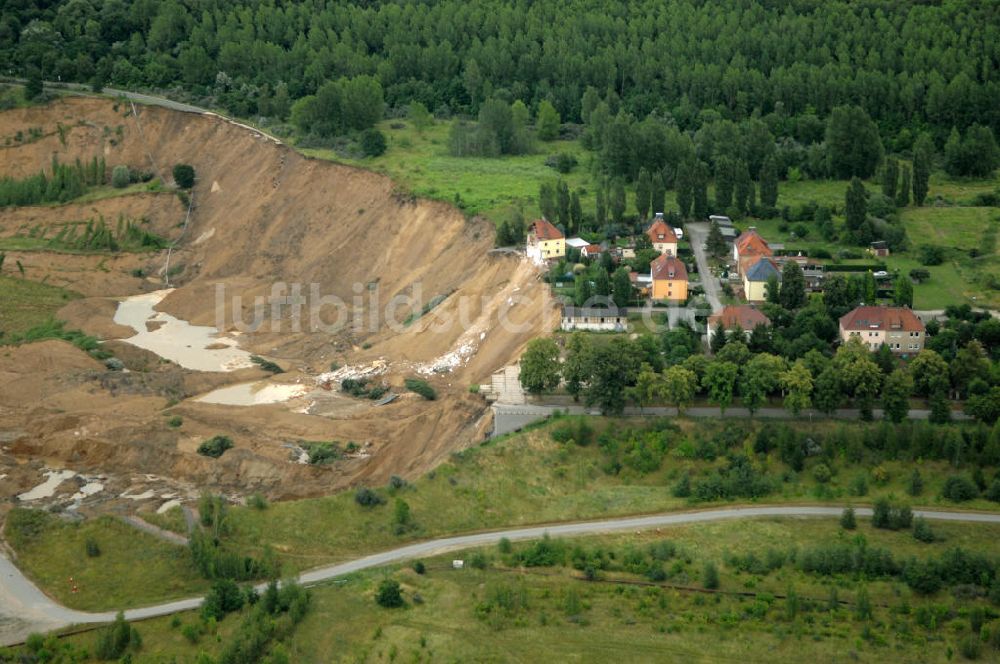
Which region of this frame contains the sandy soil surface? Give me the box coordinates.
[0,97,553,514]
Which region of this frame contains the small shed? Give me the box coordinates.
[870,241,890,257]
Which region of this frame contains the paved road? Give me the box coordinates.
[685,222,723,311]
[491,401,964,437]
[3,505,998,645]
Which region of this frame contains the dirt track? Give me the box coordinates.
[0,97,553,505]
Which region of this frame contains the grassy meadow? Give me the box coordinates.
[26,517,1000,663]
[3,511,208,611]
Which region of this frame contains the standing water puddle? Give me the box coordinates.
[196,382,309,406]
[113,290,253,372]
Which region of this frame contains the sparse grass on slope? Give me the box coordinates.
[0,275,79,341]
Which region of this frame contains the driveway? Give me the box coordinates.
[685,222,722,311]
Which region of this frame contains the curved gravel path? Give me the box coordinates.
[3,505,1000,645]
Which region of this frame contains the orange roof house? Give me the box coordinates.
[650,254,688,302]
[647,218,679,256]
[707,305,771,343]
[733,228,772,276]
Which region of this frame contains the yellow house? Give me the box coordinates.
[743,257,780,302]
[526,218,565,264]
[650,254,688,302]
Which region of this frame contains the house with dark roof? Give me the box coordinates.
[561,306,628,332]
[650,254,688,302]
[869,241,890,257]
[707,305,771,343]
[526,218,565,264]
[742,257,780,302]
[839,306,925,356]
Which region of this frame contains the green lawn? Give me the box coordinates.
[33,517,1000,663]
[900,206,997,251]
[0,275,79,341]
[4,511,208,611]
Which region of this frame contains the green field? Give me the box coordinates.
[218,417,1000,573]
[4,511,208,611]
[0,275,79,341]
[303,119,595,223]
[26,517,1000,663]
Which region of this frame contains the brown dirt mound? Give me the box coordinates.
[0,96,552,501]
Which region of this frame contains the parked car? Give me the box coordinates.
[873,270,889,278]
[675,228,684,240]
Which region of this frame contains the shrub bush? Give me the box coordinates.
[197,435,234,458]
[913,517,935,542]
[375,579,404,608]
[201,578,245,621]
[405,378,437,400]
[250,355,283,373]
[840,507,856,530]
[94,612,140,660]
[111,165,130,188]
[360,128,387,157]
[702,561,720,589]
[355,487,385,507]
[247,493,268,510]
[545,152,578,173]
[941,475,979,502]
[172,163,195,189]
[85,537,101,557]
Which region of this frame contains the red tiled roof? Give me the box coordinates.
[583,244,603,254]
[839,306,925,333]
[647,219,678,244]
[708,305,771,331]
[735,229,772,257]
[529,218,563,241]
[651,254,687,281]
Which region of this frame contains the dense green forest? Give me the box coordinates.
[3,0,999,141]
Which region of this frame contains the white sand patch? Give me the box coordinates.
[196,382,309,406]
[193,228,215,245]
[70,482,104,501]
[18,470,76,501]
[157,499,182,514]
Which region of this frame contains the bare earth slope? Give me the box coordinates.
[0,97,552,502]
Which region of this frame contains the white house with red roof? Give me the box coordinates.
[646,215,679,256]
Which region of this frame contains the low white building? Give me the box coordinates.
[560,306,628,332]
